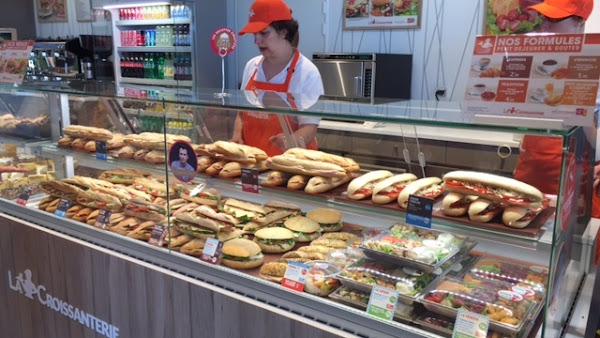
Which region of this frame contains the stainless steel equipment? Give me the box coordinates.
[27,41,78,81]
[312,53,412,102]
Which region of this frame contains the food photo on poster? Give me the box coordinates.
[485,0,543,35]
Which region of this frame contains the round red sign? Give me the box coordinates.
[210,27,237,57]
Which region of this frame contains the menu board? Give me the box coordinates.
[0,41,34,85]
[462,34,600,127]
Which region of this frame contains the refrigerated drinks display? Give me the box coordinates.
[106,3,196,92]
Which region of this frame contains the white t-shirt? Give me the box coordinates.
[241,52,323,125]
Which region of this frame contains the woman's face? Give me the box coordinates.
[539,16,585,33]
[253,26,288,58]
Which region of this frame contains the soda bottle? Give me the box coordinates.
[157,54,165,80]
[164,53,173,80]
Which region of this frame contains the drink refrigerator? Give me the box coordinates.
[102,1,198,98]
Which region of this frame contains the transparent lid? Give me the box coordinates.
[340,259,435,296]
[469,257,548,291]
[422,277,535,328]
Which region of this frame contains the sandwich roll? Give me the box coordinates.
[267,155,347,178]
[442,170,544,208]
[283,148,360,172]
[127,221,157,240]
[172,202,199,216]
[63,125,113,141]
[84,140,97,152]
[181,187,221,207]
[263,171,289,187]
[45,198,61,213]
[221,238,264,269]
[98,168,149,184]
[347,170,393,200]
[397,177,444,209]
[372,173,418,204]
[123,198,166,222]
[502,206,542,229]
[283,216,321,242]
[442,192,477,217]
[179,238,207,256]
[38,196,55,210]
[113,145,135,159]
[197,156,214,173]
[253,227,296,253]
[144,150,166,164]
[468,198,503,223]
[70,138,88,150]
[133,149,151,161]
[218,162,243,178]
[205,161,227,176]
[217,229,245,242]
[259,261,288,282]
[66,204,83,218]
[164,234,193,250]
[57,137,73,148]
[306,208,343,232]
[287,175,308,190]
[304,174,351,194]
[108,217,140,235]
[72,207,94,222]
[264,201,302,214]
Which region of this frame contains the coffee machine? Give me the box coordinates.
[78,35,114,80]
[28,40,79,81]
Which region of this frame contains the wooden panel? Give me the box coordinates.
[0,215,350,338]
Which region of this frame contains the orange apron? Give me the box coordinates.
[242,50,317,156]
[514,135,563,195]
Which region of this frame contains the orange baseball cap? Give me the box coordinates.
[239,0,293,36]
[529,0,593,20]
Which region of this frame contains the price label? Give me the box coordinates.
[406,194,434,229]
[452,309,490,338]
[54,198,72,217]
[241,168,259,194]
[147,224,167,246]
[16,186,32,206]
[96,141,108,160]
[366,285,398,321]
[200,238,223,264]
[93,209,112,229]
[281,261,309,292]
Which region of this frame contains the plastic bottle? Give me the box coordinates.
[157,54,165,80]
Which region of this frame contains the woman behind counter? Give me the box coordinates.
[230,0,324,157]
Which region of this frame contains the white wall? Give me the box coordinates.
[227,0,483,101]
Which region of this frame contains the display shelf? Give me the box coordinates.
[40,144,167,177]
[119,77,193,87]
[117,46,192,53]
[115,18,192,26]
[0,135,52,149]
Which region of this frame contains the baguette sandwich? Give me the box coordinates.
[502,206,543,229]
[442,170,544,208]
[123,198,167,222]
[468,198,503,223]
[372,173,418,204]
[305,174,351,194]
[266,155,347,178]
[63,125,113,141]
[442,192,478,217]
[346,170,393,200]
[397,177,444,209]
[283,148,360,172]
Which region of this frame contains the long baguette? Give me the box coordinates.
[305,175,351,194]
[283,148,360,172]
[266,155,346,178]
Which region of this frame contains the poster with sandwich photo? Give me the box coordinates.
[37,0,68,23]
[344,0,421,30]
[484,0,543,35]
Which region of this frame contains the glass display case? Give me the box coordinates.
[0,79,593,338]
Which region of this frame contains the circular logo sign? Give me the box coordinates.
[210,27,237,57]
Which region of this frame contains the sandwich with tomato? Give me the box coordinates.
[181,187,221,207]
[372,173,418,204]
[397,177,444,209]
[98,168,150,184]
[221,238,264,269]
[122,197,167,222]
[442,192,478,217]
[468,198,503,223]
[346,170,393,200]
[502,205,543,229]
[442,171,544,208]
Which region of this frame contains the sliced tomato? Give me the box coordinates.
[355,188,373,196]
[379,191,400,199]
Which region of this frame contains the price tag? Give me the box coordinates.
[93,209,112,229]
[147,224,167,246]
[241,168,259,194]
[281,261,309,292]
[16,186,32,206]
[54,198,72,217]
[452,309,490,338]
[200,238,223,264]
[406,194,434,229]
[366,285,398,321]
[95,141,108,160]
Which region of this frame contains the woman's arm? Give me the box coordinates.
[269,123,317,150]
[230,112,244,144]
